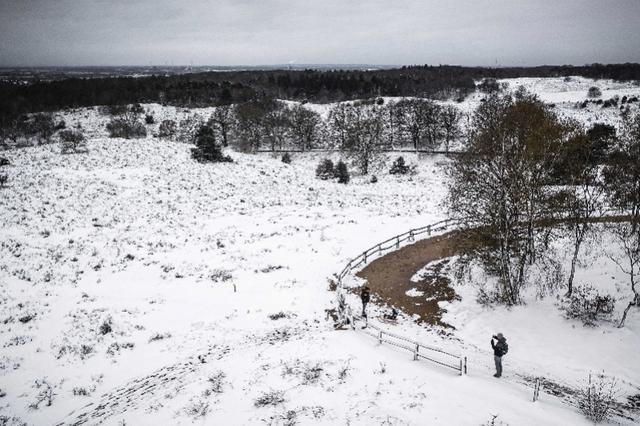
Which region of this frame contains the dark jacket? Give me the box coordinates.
[360,287,371,303]
[491,337,508,357]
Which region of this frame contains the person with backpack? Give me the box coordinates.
[491,333,508,378]
[360,285,371,318]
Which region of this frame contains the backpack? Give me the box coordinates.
[501,341,509,356]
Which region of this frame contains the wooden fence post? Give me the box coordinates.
[378,331,383,344]
[464,357,467,375]
[363,252,367,264]
[396,236,399,248]
[413,344,419,361]
[533,378,541,402]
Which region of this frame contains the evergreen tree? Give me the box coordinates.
[191,125,232,163]
[335,160,350,184]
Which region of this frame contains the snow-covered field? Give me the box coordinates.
[1,77,639,425]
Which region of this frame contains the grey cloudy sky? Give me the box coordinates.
[1,0,639,67]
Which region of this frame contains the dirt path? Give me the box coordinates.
[357,230,465,327]
[356,215,633,327]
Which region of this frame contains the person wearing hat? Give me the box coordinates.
[491,333,508,378]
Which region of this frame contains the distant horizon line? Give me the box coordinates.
[1,62,639,70]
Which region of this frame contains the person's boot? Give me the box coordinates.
[493,373,500,378]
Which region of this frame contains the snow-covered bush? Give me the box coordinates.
[0,173,7,188]
[578,374,618,423]
[587,86,602,99]
[389,156,410,175]
[59,129,87,154]
[254,390,285,407]
[206,371,226,395]
[144,114,155,124]
[281,152,291,164]
[0,156,9,166]
[106,113,147,139]
[98,317,112,335]
[560,284,615,326]
[158,119,177,139]
[29,378,55,409]
[315,159,334,180]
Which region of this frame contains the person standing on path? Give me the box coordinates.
[491,333,508,378]
[360,285,371,318]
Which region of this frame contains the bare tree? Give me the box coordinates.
[440,105,462,153]
[208,105,233,147]
[395,99,441,151]
[602,111,640,326]
[448,92,568,304]
[607,221,640,327]
[288,104,321,151]
[557,128,605,296]
[329,104,384,174]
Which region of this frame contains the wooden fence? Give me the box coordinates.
[335,218,466,375]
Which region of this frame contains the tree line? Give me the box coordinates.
[152,98,463,174]
[2,63,640,120]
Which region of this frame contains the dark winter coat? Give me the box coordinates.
[360,287,371,303]
[491,337,508,357]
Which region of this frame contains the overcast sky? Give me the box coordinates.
[1,0,639,67]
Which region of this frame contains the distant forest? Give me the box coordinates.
[1,63,639,118]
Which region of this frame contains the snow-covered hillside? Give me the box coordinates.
[1,77,639,425]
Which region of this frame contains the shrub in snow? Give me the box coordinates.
[206,371,226,395]
[185,398,209,418]
[59,129,87,154]
[0,157,9,166]
[0,173,7,188]
[254,390,285,407]
[158,119,177,139]
[54,120,66,130]
[587,86,602,99]
[315,159,334,180]
[370,175,378,183]
[106,113,147,139]
[578,374,618,424]
[72,387,90,396]
[29,378,55,409]
[334,160,349,184]
[144,114,155,124]
[148,332,172,343]
[191,125,232,163]
[98,318,112,335]
[130,103,145,115]
[389,156,410,175]
[268,311,287,320]
[478,78,500,94]
[560,284,615,326]
[281,152,291,164]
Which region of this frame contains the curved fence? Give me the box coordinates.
[335,218,466,374]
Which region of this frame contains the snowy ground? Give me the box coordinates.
[1,77,639,425]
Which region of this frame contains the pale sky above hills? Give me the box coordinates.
[1,0,639,66]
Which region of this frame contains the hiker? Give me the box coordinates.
[360,285,371,317]
[383,307,398,321]
[491,333,508,378]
